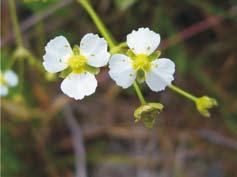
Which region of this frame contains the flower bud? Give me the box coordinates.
[13,47,29,60]
[45,73,57,81]
[196,96,218,117]
[134,102,164,128]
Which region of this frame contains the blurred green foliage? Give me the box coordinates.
[1,128,23,177]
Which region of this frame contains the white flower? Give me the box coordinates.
[43,34,110,100]
[0,70,18,97]
[109,27,175,91]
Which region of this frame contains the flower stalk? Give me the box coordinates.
[110,42,127,54]
[78,0,116,48]
[168,84,217,117]
[8,0,25,94]
[8,0,23,47]
[133,81,146,105]
[8,0,45,76]
[168,84,197,102]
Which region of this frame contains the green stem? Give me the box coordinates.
[27,52,45,73]
[78,0,147,105]
[78,0,116,48]
[8,0,23,47]
[168,84,198,102]
[19,60,24,95]
[35,19,45,56]
[110,42,127,54]
[133,81,146,104]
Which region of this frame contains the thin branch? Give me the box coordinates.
[160,6,236,49]
[161,15,222,49]
[197,128,237,150]
[63,105,87,177]
[8,0,23,47]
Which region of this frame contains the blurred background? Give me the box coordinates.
[1,0,237,177]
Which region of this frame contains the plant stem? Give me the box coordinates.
[168,84,198,102]
[110,42,127,54]
[8,0,23,47]
[78,0,147,104]
[78,0,116,48]
[19,60,24,95]
[8,0,25,94]
[133,81,146,104]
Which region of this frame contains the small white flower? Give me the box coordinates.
[0,70,18,97]
[43,34,110,100]
[109,27,175,91]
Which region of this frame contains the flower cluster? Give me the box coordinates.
[0,70,18,97]
[42,27,217,127]
[43,28,175,100]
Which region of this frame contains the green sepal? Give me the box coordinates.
[134,103,164,128]
[85,65,100,75]
[73,45,80,55]
[127,49,136,60]
[148,50,161,61]
[136,69,146,83]
[59,67,72,78]
[45,73,57,81]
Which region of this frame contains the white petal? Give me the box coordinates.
[60,72,97,100]
[4,70,18,87]
[0,85,8,96]
[127,27,160,55]
[80,33,110,67]
[146,58,175,92]
[109,54,136,89]
[43,36,72,73]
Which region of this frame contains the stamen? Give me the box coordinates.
[133,54,151,72]
[68,55,87,73]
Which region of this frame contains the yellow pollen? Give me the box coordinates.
[68,55,87,73]
[133,54,151,72]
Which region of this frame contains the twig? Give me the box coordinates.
[21,0,74,32]
[161,15,222,49]
[197,128,237,150]
[160,7,236,49]
[35,130,61,177]
[63,105,87,177]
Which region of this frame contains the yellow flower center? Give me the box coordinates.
[68,55,87,73]
[0,73,6,85]
[133,54,151,72]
